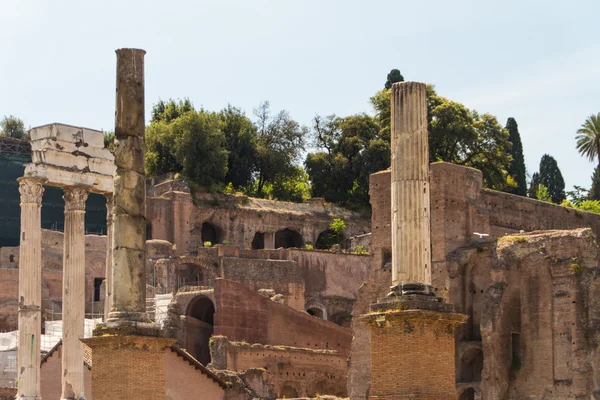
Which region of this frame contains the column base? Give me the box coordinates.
[387,282,434,297]
[94,320,163,338]
[81,335,175,400]
[362,294,467,400]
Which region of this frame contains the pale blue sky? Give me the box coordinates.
[2,0,599,192]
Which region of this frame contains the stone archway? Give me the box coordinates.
[315,229,342,249]
[201,222,219,245]
[279,383,299,398]
[306,303,327,320]
[275,228,304,249]
[184,295,215,365]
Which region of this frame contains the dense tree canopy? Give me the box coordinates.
[305,114,390,210]
[505,117,527,196]
[589,166,600,201]
[220,105,257,188]
[0,115,27,139]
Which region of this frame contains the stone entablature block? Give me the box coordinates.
[24,123,115,194]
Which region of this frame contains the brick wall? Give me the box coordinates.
[84,336,171,400]
[40,344,92,399]
[367,312,459,400]
[211,336,347,398]
[214,279,352,352]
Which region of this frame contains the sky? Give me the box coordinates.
[1,0,599,192]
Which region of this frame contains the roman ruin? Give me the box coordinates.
[0,49,598,400]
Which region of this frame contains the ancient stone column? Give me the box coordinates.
[16,177,45,400]
[61,186,88,400]
[106,48,148,325]
[103,194,113,322]
[390,81,431,287]
[264,232,275,250]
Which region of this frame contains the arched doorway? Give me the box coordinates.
[184,296,215,365]
[306,303,327,320]
[459,348,483,383]
[280,384,299,398]
[275,228,304,249]
[201,222,219,245]
[315,229,342,249]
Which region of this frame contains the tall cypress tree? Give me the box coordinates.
[505,118,527,196]
[538,154,566,204]
[384,69,404,89]
[589,165,600,200]
[528,172,540,199]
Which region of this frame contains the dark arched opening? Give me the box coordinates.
[459,348,483,383]
[306,307,324,319]
[315,229,342,250]
[280,385,299,399]
[459,388,476,400]
[275,228,303,249]
[184,296,215,365]
[201,222,219,245]
[252,232,265,249]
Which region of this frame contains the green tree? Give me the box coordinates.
[566,185,590,206]
[151,98,194,124]
[270,166,311,203]
[528,172,540,199]
[219,105,258,188]
[0,115,27,139]
[536,184,552,203]
[103,131,115,152]
[589,165,600,200]
[146,109,228,189]
[253,101,306,195]
[537,154,566,204]
[384,69,404,89]
[305,114,389,209]
[505,117,527,196]
[575,112,600,164]
[370,88,392,142]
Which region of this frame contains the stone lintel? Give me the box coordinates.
[82,334,174,352]
[29,123,105,149]
[24,163,113,194]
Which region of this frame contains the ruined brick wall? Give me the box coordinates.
[367,313,459,400]
[210,336,347,398]
[214,279,352,352]
[147,181,370,255]
[481,229,600,399]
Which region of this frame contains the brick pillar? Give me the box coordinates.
[61,186,88,400]
[16,177,45,400]
[82,336,173,400]
[363,303,466,400]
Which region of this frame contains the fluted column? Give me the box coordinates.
[103,194,113,322]
[61,186,88,400]
[107,48,148,324]
[390,82,431,286]
[16,177,45,400]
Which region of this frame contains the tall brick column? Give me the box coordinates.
[83,48,173,400]
[16,177,45,400]
[362,82,466,400]
[61,186,88,400]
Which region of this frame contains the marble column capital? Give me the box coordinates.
[63,186,89,212]
[17,177,46,205]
